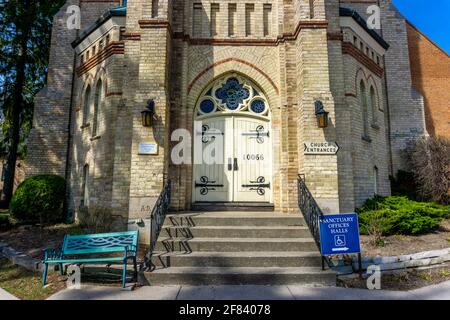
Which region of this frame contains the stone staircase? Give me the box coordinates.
[139,211,335,286]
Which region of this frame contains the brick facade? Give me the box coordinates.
[406,22,450,139]
[27,0,428,242]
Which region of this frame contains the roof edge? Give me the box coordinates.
[405,20,450,58]
[71,6,126,49]
[339,7,390,50]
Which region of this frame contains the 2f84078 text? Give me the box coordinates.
[223,305,271,316]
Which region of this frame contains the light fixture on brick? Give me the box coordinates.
[314,100,329,128]
[141,99,156,127]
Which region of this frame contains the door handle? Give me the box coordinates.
[228,158,232,171]
[233,158,238,171]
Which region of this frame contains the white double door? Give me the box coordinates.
[193,116,272,203]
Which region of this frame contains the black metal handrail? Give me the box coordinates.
[297,174,323,251]
[298,175,361,272]
[143,180,171,271]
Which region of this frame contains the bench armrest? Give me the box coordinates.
[43,248,63,262]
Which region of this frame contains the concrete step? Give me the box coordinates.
[160,225,312,238]
[143,211,329,287]
[139,267,336,286]
[164,212,306,227]
[155,237,317,252]
[151,251,323,268]
[191,202,275,212]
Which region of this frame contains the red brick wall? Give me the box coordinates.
[406,22,450,138]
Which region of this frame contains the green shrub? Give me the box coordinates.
[361,209,385,246]
[358,196,450,236]
[9,175,66,224]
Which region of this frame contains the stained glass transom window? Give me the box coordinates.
[195,74,270,118]
[200,99,215,113]
[250,99,266,114]
[215,78,250,110]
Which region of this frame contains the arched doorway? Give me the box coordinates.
[192,74,273,204]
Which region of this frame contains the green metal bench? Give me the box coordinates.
[42,231,139,288]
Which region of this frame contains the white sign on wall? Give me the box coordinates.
[138,142,158,155]
[304,141,340,155]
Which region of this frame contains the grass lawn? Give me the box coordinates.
[0,257,66,300]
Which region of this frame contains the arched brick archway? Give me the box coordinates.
[171,60,282,211]
[191,73,274,205]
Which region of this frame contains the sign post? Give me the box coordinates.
[319,213,362,276]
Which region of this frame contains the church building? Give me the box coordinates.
[26,0,430,246]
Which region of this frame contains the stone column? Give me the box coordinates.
[295,1,340,213]
[121,0,172,243]
[379,0,427,174]
[26,0,81,178]
[324,0,356,212]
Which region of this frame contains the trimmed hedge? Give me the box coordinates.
[9,175,66,223]
[358,196,450,236]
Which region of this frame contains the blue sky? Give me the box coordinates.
[393,0,450,54]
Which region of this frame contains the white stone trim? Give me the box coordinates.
[352,248,450,272]
[0,243,44,272]
[74,16,126,54]
[340,16,387,56]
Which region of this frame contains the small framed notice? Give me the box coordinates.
[138,142,158,155]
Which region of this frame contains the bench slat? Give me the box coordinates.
[45,257,124,264]
[62,231,138,255]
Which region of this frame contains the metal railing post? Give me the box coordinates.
[143,180,171,271]
[297,174,329,269]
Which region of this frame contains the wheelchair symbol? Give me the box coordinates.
[334,235,346,247]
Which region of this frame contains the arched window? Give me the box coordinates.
[152,0,158,18]
[370,86,378,124]
[195,74,270,119]
[82,164,90,207]
[92,79,103,137]
[359,80,369,138]
[373,166,379,195]
[82,85,91,126]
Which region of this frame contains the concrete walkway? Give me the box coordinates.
[0,288,19,300]
[47,281,450,300]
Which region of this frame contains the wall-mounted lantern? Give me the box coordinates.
[314,100,329,128]
[141,99,156,127]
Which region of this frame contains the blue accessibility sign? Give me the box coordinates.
[319,213,361,255]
